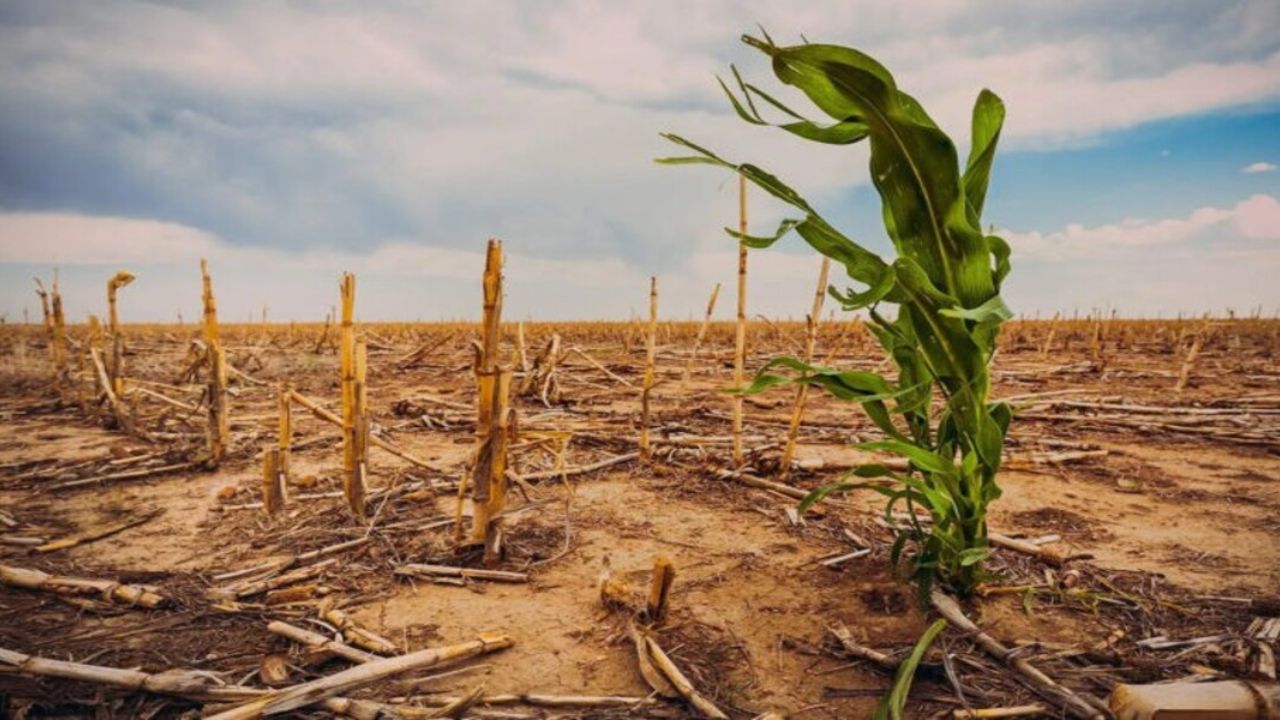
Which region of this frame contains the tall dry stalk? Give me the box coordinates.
[106,271,135,398]
[49,276,68,399]
[34,278,62,397]
[339,273,366,517]
[468,239,514,565]
[682,282,721,386]
[780,257,830,478]
[351,340,369,516]
[732,174,748,465]
[640,276,658,460]
[201,260,228,466]
[77,314,103,413]
[278,381,293,485]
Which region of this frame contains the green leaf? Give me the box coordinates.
[798,482,859,514]
[734,357,914,441]
[721,68,871,144]
[873,619,947,720]
[762,43,997,309]
[892,259,984,385]
[939,295,1013,324]
[654,133,735,168]
[974,412,1005,471]
[828,265,897,310]
[958,547,991,566]
[857,439,952,475]
[728,371,796,396]
[962,89,1005,224]
[989,402,1013,434]
[988,234,1012,289]
[731,218,802,250]
[850,463,900,478]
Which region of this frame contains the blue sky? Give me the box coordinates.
[0,1,1278,322]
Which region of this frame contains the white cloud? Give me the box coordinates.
[0,214,222,265]
[3,196,1276,323]
[1235,194,1280,238]
[1004,194,1280,263]
[0,210,829,321]
[913,46,1280,147]
[1243,161,1278,173]
[998,194,1280,316]
[0,212,643,284]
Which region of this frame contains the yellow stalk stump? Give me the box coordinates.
[1174,320,1208,395]
[34,278,68,401]
[49,277,69,401]
[278,381,292,485]
[645,556,675,623]
[261,447,286,515]
[467,239,515,565]
[516,320,529,374]
[106,270,135,399]
[77,314,103,413]
[780,257,830,479]
[639,276,658,460]
[201,261,229,467]
[338,271,366,518]
[350,340,370,518]
[682,282,720,387]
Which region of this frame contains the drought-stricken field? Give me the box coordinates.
[1,315,1278,718]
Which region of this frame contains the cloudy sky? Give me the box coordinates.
[1,1,1278,323]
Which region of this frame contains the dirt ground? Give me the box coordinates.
[1,319,1277,718]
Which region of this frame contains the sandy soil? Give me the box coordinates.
[1,319,1277,718]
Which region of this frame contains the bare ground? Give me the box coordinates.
[1,319,1277,718]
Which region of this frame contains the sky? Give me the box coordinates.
[0,1,1278,323]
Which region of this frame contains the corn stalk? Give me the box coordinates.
[639,276,658,460]
[106,271,135,399]
[682,282,720,387]
[659,34,1013,596]
[49,276,69,400]
[339,273,367,518]
[780,257,830,478]
[467,239,514,565]
[201,260,229,466]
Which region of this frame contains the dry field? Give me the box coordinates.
[1,313,1278,718]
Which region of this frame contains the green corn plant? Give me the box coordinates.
[874,619,947,720]
[657,32,1013,597]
